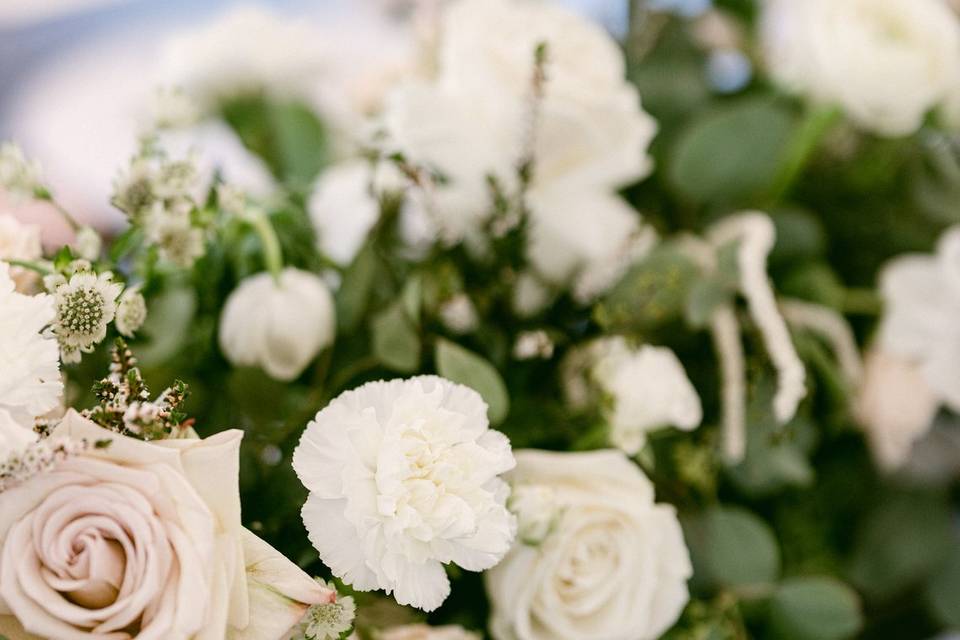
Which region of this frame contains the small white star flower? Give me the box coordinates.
[73,226,102,262]
[115,287,147,338]
[293,376,516,612]
[292,582,356,640]
[50,267,123,363]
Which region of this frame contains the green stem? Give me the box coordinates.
[766,105,842,204]
[3,258,53,275]
[249,212,284,282]
[34,188,81,231]
[843,287,883,315]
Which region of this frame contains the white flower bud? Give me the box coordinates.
[115,288,147,338]
[509,484,561,545]
[219,268,335,381]
[73,226,102,262]
[513,330,554,360]
[439,293,479,334]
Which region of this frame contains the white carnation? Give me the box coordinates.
[486,449,691,640]
[219,268,336,382]
[293,376,516,612]
[0,262,62,455]
[760,0,960,136]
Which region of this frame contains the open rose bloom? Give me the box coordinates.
[0,410,332,640]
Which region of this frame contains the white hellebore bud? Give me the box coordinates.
[219,268,335,381]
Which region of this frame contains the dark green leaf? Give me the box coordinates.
[683,506,781,591]
[768,577,863,640]
[926,540,960,628]
[371,302,420,373]
[435,339,509,425]
[336,243,379,334]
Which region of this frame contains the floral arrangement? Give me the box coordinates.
[1,0,960,639]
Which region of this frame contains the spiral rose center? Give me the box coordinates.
[62,529,127,609]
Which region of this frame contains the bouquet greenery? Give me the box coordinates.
[1,0,960,639]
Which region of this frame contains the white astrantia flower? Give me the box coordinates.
[290,580,356,640]
[0,143,43,201]
[143,201,206,268]
[49,266,123,364]
[293,376,516,612]
[219,268,336,381]
[115,287,147,337]
[486,449,691,640]
[0,262,62,456]
[383,0,657,298]
[760,0,960,137]
[0,214,42,291]
[588,338,703,455]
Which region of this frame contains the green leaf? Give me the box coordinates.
[435,339,509,425]
[594,244,700,333]
[685,277,734,329]
[768,577,863,640]
[683,506,781,591]
[336,243,379,334]
[668,97,796,204]
[849,491,954,602]
[401,274,423,326]
[371,302,420,373]
[926,540,960,628]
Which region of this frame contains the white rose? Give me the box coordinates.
[855,348,940,470]
[486,449,691,640]
[293,376,516,612]
[378,624,481,640]
[0,410,333,640]
[383,0,657,298]
[760,0,960,136]
[0,214,42,291]
[219,268,336,381]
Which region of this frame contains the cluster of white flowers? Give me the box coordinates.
[760,0,960,136]
[565,337,702,456]
[859,225,960,468]
[294,376,516,612]
[0,436,87,493]
[0,262,63,457]
[219,268,336,381]
[0,143,44,201]
[111,148,206,268]
[382,0,658,302]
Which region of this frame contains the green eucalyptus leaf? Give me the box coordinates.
[683,506,781,591]
[668,97,796,204]
[371,302,420,373]
[925,540,960,628]
[337,243,379,334]
[767,577,863,640]
[435,339,509,425]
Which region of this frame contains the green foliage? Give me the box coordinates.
[435,339,509,426]
[371,302,421,373]
[766,577,863,640]
[926,542,960,628]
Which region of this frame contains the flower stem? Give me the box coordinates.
[35,187,81,231]
[843,287,883,315]
[4,258,53,274]
[766,105,842,204]
[249,211,284,283]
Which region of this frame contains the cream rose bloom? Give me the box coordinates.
[0,214,42,291]
[384,0,657,297]
[486,450,691,640]
[378,624,481,640]
[760,0,960,137]
[219,268,336,382]
[0,410,333,640]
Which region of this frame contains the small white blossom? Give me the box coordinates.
[439,294,479,334]
[511,272,552,318]
[512,330,554,360]
[291,581,356,640]
[0,437,87,493]
[0,143,43,200]
[0,214,42,291]
[144,202,206,268]
[508,484,561,545]
[0,262,62,454]
[293,376,516,612]
[73,226,102,262]
[115,287,147,338]
[50,267,123,363]
[220,268,336,381]
[148,86,200,131]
